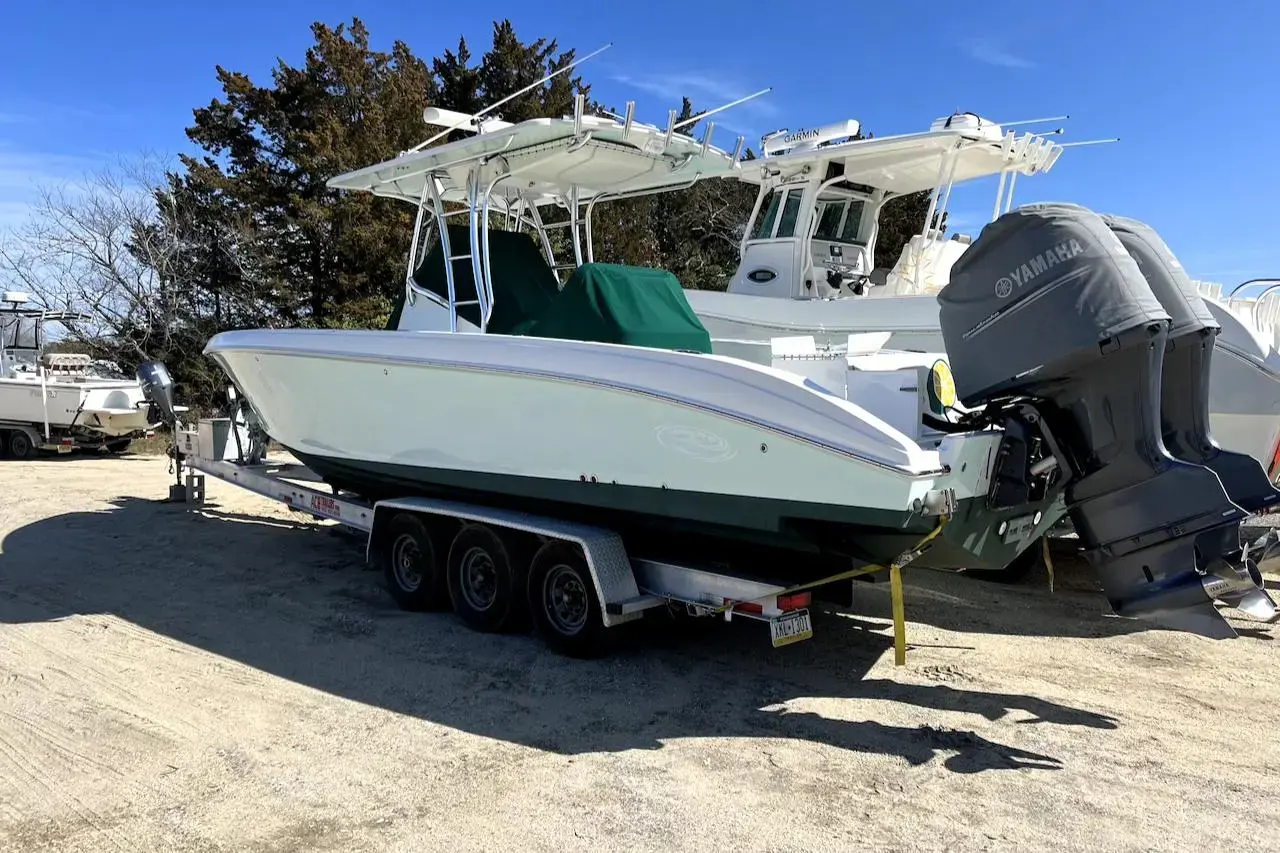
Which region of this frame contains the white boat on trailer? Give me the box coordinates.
[150,85,1278,662]
[683,113,1280,475]
[0,291,164,458]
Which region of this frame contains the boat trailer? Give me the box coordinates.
[172,417,925,664]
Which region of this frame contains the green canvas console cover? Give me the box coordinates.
[521,262,712,353]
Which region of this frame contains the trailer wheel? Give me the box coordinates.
[527,540,608,658]
[104,439,132,454]
[380,513,447,611]
[7,430,36,460]
[446,524,528,633]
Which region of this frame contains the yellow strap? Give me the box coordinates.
[1042,534,1054,593]
[712,519,947,667]
[711,520,946,615]
[890,563,907,666]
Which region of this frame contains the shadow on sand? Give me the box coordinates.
[0,496,1124,773]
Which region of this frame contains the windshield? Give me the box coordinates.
[813,197,866,244]
[0,314,38,350]
[748,187,806,240]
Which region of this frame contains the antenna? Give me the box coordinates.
[998,114,1070,128]
[671,87,771,131]
[1059,137,1121,147]
[408,42,613,152]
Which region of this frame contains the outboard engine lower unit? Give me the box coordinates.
[939,202,1277,638]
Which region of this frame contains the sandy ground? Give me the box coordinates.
[1,454,1278,853]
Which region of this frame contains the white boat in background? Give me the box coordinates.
[192,84,1279,642]
[0,291,160,458]
[683,113,1280,475]
[1191,279,1280,475]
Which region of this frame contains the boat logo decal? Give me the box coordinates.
[654,425,736,462]
[781,128,821,145]
[996,238,1086,298]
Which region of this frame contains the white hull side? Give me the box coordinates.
[0,377,153,437]
[205,329,961,512]
[685,289,1280,468]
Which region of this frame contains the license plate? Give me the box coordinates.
[770,609,813,647]
[1002,513,1035,544]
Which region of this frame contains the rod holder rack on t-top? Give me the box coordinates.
[404,41,771,167]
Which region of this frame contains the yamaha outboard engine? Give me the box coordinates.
[939,202,1277,638]
[1101,215,1280,514]
[136,360,178,427]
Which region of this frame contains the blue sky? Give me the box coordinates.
[1,0,1275,284]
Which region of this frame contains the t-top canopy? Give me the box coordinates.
[741,116,1063,196]
[327,113,743,209]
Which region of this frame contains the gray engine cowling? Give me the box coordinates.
[939,202,1275,638]
[1101,214,1280,514]
[135,361,178,427]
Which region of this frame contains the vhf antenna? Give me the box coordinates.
[409,42,614,152]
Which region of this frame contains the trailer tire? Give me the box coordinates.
[7,430,36,460]
[527,540,608,659]
[104,439,132,454]
[446,524,528,633]
[380,513,447,611]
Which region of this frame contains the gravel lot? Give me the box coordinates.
[1,454,1278,852]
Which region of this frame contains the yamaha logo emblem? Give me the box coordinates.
[995,277,1014,298]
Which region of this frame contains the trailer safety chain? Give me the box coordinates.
[712,519,948,667]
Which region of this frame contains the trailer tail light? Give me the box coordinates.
[778,592,811,611]
[732,600,763,615]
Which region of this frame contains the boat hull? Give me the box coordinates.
[204,328,1049,570]
[0,377,155,437]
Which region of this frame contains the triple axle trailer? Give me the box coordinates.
[174,417,918,662]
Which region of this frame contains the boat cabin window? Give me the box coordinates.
[813,198,867,245]
[750,187,806,241]
[775,189,804,238]
[814,202,844,239]
[749,190,782,240]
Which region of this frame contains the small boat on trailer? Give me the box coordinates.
[0,291,165,458]
[151,87,1278,662]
